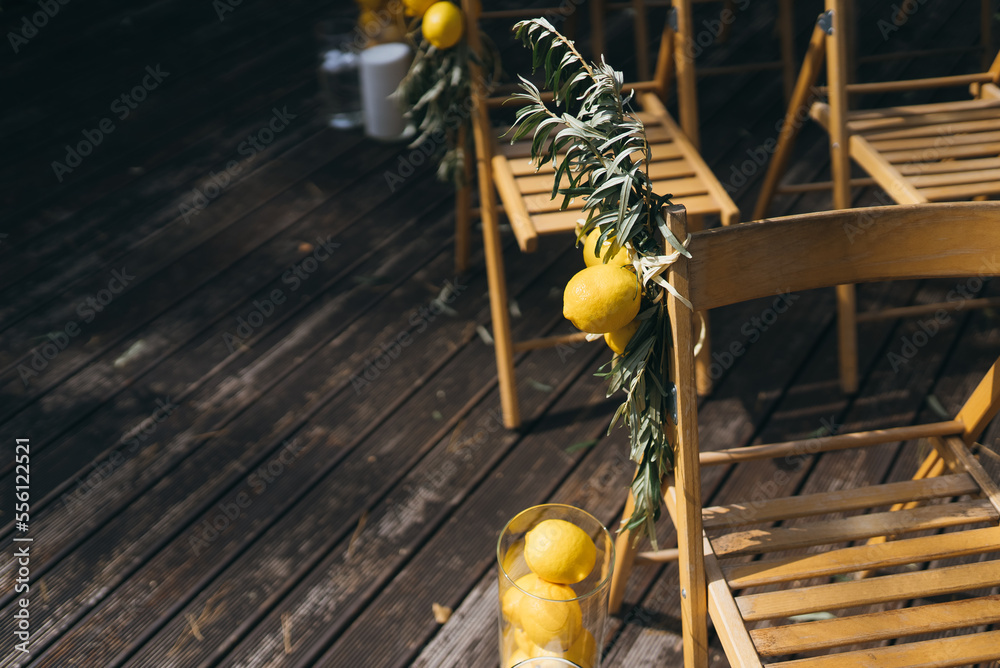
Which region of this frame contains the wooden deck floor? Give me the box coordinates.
[2,0,998,666]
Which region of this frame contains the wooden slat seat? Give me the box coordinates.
[493,94,740,253]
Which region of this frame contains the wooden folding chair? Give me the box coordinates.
[753,0,1000,394]
[609,201,1000,667]
[591,0,799,100]
[460,0,740,429]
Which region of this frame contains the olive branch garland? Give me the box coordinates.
[509,18,692,545]
[395,24,500,187]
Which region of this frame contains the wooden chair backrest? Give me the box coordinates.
[667,200,1000,477]
[662,201,1000,659]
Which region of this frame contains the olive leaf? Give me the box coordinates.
[511,18,682,545]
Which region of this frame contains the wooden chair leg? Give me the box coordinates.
[687,215,711,396]
[718,0,736,44]
[632,0,651,81]
[982,0,994,72]
[609,490,638,615]
[454,127,473,275]
[777,0,796,102]
[482,213,520,428]
[591,0,607,63]
[695,311,711,396]
[454,184,471,275]
[836,283,859,394]
[752,23,827,220]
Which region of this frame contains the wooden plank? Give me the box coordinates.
[641,93,741,224]
[847,97,1000,123]
[895,156,1000,175]
[712,499,998,558]
[704,535,762,666]
[921,180,1000,200]
[513,158,696,194]
[861,116,1000,141]
[505,140,683,176]
[699,421,964,466]
[492,155,539,252]
[817,72,995,96]
[228,351,611,668]
[907,166,1000,187]
[0,203,468,661]
[752,595,1000,656]
[848,135,928,203]
[883,140,1000,162]
[955,355,1000,443]
[663,204,710,668]
[496,126,674,159]
[702,473,979,529]
[848,104,1000,133]
[523,176,709,213]
[14,216,582,667]
[867,128,1000,152]
[723,526,1000,588]
[684,203,1000,312]
[467,12,520,428]
[737,559,1000,622]
[765,629,1000,668]
[941,436,1000,516]
[856,296,1000,322]
[0,130,367,433]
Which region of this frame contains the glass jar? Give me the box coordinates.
[497,505,615,668]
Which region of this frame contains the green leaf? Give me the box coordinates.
[566,439,599,453]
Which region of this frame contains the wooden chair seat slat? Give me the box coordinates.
[920,180,1000,201]
[505,141,684,176]
[512,158,698,194]
[752,595,1000,656]
[867,127,1000,152]
[846,103,1000,134]
[495,125,675,159]
[736,558,1000,622]
[846,97,1000,124]
[723,525,1000,588]
[521,178,712,214]
[860,115,1000,140]
[763,629,1000,668]
[528,193,724,236]
[895,155,1000,175]
[702,473,980,529]
[882,140,1000,163]
[712,499,998,558]
[907,166,1000,187]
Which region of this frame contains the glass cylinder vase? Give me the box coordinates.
[497,504,614,668]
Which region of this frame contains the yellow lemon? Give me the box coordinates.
[506,649,530,668]
[502,538,525,577]
[421,2,464,49]
[502,573,544,626]
[403,0,436,16]
[604,319,640,355]
[524,519,597,585]
[582,229,630,268]
[565,629,597,668]
[517,579,582,650]
[563,264,641,334]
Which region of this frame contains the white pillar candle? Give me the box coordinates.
[359,42,412,141]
